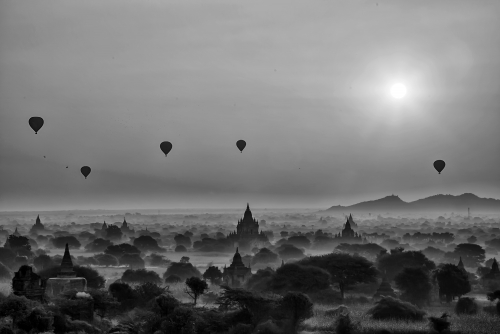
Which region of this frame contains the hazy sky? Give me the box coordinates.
[1,0,499,211]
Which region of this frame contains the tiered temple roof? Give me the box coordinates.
[373,275,397,299]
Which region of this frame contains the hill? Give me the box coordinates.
[323,193,500,213]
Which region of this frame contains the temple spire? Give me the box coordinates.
[59,243,76,277]
[36,215,41,224]
[458,256,465,270]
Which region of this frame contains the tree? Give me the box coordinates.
[174,234,192,248]
[299,253,378,299]
[269,263,330,293]
[87,289,119,318]
[119,253,145,269]
[434,264,471,303]
[421,246,446,261]
[51,236,81,249]
[180,256,190,263]
[145,253,170,267]
[276,244,306,261]
[245,267,275,291]
[203,266,223,284]
[175,245,187,252]
[377,250,436,282]
[163,262,202,281]
[444,244,485,268]
[95,253,119,267]
[216,285,280,326]
[109,282,136,311]
[133,235,165,252]
[4,235,31,252]
[33,254,54,271]
[134,282,168,307]
[394,267,432,307]
[104,243,141,258]
[84,238,113,253]
[280,292,314,334]
[286,236,311,249]
[252,248,279,265]
[0,295,30,324]
[184,277,208,305]
[121,268,162,285]
[467,236,477,244]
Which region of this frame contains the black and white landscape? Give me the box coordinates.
[1,1,500,334]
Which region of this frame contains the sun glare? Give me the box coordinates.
[390,83,407,99]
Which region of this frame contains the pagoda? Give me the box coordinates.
[45,244,87,297]
[482,258,500,281]
[12,265,46,302]
[373,275,397,300]
[333,214,365,244]
[222,248,252,287]
[227,204,269,249]
[120,217,135,236]
[30,215,45,233]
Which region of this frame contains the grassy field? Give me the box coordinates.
[301,302,500,334]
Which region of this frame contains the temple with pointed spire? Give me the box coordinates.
[45,244,87,297]
[13,227,21,236]
[30,215,45,233]
[482,258,500,282]
[457,257,465,271]
[222,247,252,287]
[120,217,135,236]
[227,204,268,249]
[333,214,365,244]
[373,274,397,299]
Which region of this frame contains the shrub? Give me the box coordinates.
[428,314,451,333]
[162,306,196,334]
[153,294,180,316]
[367,296,426,321]
[455,297,478,315]
[334,313,360,334]
[280,292,314,334]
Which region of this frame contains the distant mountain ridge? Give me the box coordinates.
[323,193,500,213]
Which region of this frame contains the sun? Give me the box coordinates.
[390,83,407,99]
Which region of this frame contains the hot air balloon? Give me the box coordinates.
[433,160,445,174]
[236,140,246,153]
[29,117,44,134]
[160,141,173,156]
[81,166,91,179]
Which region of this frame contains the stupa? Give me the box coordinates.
[222,247,252,287]
[45,243,87,297]
[373,275,397,299]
